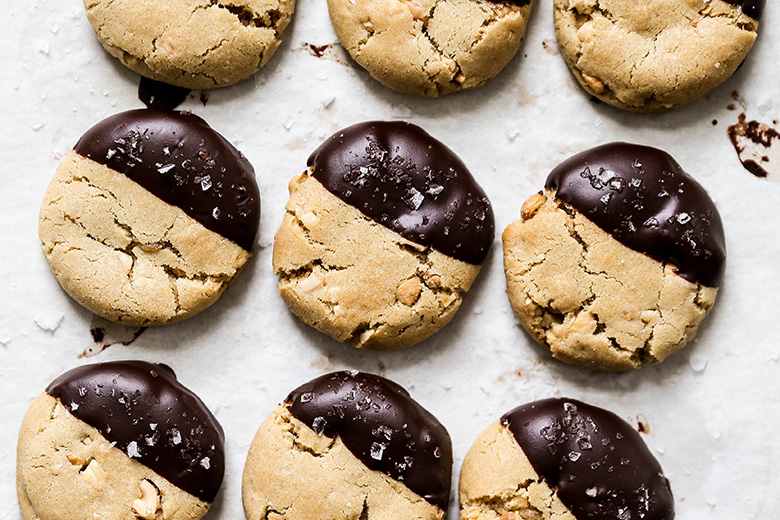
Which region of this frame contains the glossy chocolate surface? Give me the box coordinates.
[286,371,453,510]
[723,0,764,19]
[502,399,674,520]
[74,109,260,251]
[47,361,225,502]
[308,121,494,265]
[545,142,725,287]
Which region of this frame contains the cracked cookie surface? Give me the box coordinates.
[553,0,761,112]
[503,191,717,371]
[274,173,480,349]
[84,0,296,89]
[39,152,251,325]
[460,421,575,520]
[243,406,446,520]
[327,0,534,96]
[244,371,452,520]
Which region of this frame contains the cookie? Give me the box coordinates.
[39,109,260,326]
[17,361,225,520]
[84,0,296,89]
[503,143,725,371]
[242,370,453,520]
[554,0,764,112]
[273,121,494,349]
[327,0,534,97]
[460,398,674,520]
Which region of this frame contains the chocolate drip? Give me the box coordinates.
[138,77,191,111]
[502,399,674,520]
[286,371,452,510]
[545,142,725,287]
[308,121,494,265]
[722,0,764,20]
[74,109,260,251]
[46,361,225,502]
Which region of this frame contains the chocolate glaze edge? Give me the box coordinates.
[722,0,764,20]
[46,361,225,502]
[501,398,674,520]
[544,142,726,287]
[285,371,453,510]
[307,121,495,265]
[74,109,260,252]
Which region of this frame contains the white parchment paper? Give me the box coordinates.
[1,1,779,518]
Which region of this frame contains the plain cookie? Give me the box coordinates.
[242,371,453,520]
[460,398,674,520]
[39,109,260,326]
[84,0,296,89]
[503,143,725,371]
[273,121,494,349]
[17,361,225,520]
[554,0,764,111]
[327,0,534,96]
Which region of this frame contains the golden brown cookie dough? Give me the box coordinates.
[39,110,260,326]
[273,121,494,350]
[274,173,480,349]
[554,0,762,112]
[327,0,534,96]
[503,143,725,371]
[243,371,453,520]
[84,0,296,89]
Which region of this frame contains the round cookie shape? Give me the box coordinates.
[546,142,726,287]
[308,121,494,265]
[287,371,453,509]
[553,0,763,112]
[327,0,535,97]
[502,143,724,370]
[84,0,296,89]
[39,109,261,326]
[75,109,260,251]
[273,121,495,349]
[242,371,453,520]
[459,398,674,520]
[17,360,225,520]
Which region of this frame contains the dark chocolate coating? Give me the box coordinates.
[138,77,191,111]
[545,142,726,287]
[46,361,225,503]
[502,399,674,520]
[74,109,260,251]
[307,121,494,265]
[286,371,453,510]
[723,0,764,20]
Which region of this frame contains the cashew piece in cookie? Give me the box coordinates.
[132,479,161,519]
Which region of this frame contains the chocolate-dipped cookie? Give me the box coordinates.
[460,398,674,520]
[17,361,225,520]
[327,0,534,97]
[554,0,763,112]
[242,370,453,520]
[84,0,296,89]
[503,143,725,371]
[39,109,260,326]
[273,121,494,349]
